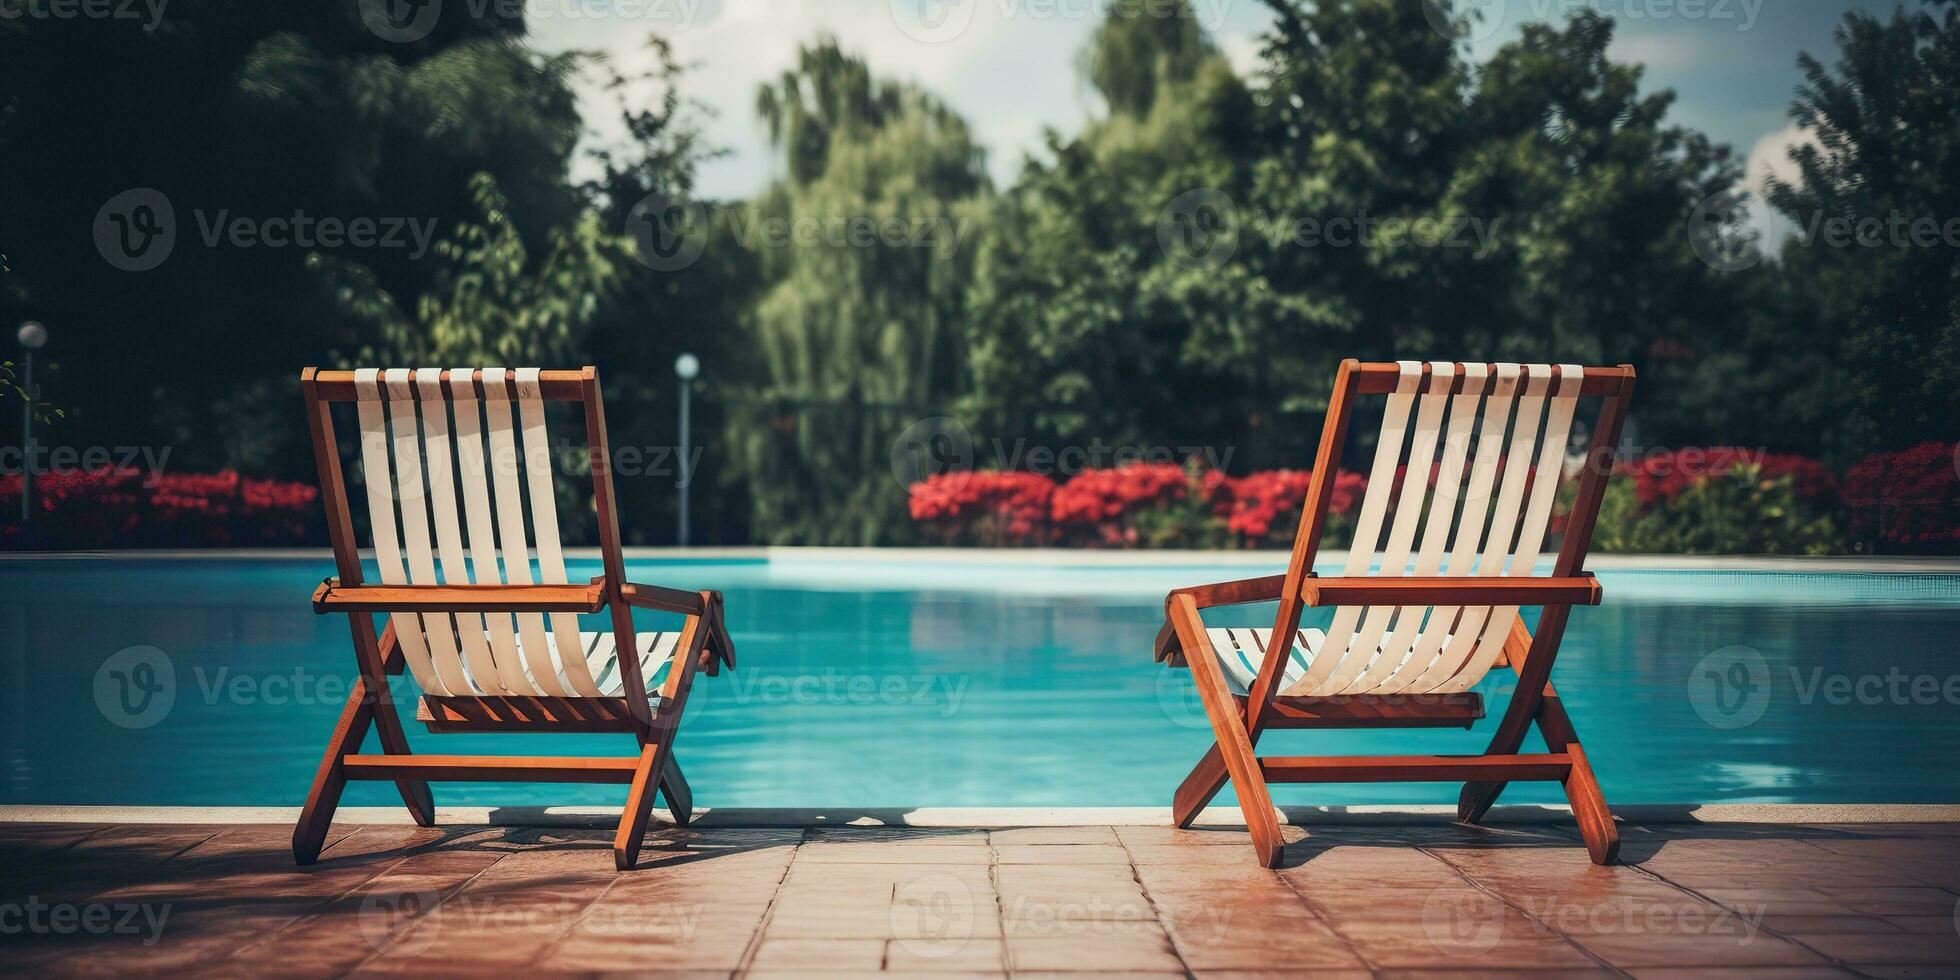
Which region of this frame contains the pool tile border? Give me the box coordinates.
[5,546,1959,574]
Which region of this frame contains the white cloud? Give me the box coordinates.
[1607,31,1705,72]
[1745,123,1817,196]
[1217,32,1262,79]
[541,0,1056,199]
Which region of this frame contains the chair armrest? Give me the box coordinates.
[311,579,607,614]
[1298,575,1602,608]
[1165,573,1286,610]
[613,582,735,671]
[1153,621,1184,665]
[612,580,707,615]
[706,591,736,671]
[1155,575,1283,663]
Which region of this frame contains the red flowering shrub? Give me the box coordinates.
[1842,443,1960,551]
[0,467,321,549]
[1210,469,1364,545]
[908,470,1056,546]
[908,464,1370,549]
[1051,463,1184,524]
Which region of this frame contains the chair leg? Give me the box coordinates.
[658,754,693,828]
[1182,652,1285,867]
[1209,718,1284,868]
[294,676,437,863]
[1559,741,1619,865]
[294,678,375,864]
[1173,745,1229,829]
[370,687,435,827]
[614,740,670,870]
[1458,686,1617,865]
[1456,775,1506,826]
[1536,692,1618,864]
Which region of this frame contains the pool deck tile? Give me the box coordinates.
[0,820,1955,977]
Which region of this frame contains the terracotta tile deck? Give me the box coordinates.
[3,819,1958,977]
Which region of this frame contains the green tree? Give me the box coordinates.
[0,1,590,477]
[965,0,1749,475]
[963,2,1275,463]
[1765,0,1960,460]
[731,38,991,544]
[310,173,625,367]
[582,37,756,545]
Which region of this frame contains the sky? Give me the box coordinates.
[527,0,1921,201]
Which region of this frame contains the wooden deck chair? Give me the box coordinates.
[293,367,735,870]
[1155,359,1634,868]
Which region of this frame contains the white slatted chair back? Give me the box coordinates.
[351,368,608,698]
[1279,360,1587,698]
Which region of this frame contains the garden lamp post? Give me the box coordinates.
[674,352,699,547]
[16,321,46,526]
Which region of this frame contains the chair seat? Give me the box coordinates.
[577,630,683,699]
[1204,626,1457,697]
[415,630,685,733]
[1206,627,1321,696]
[436,630,683,699]
[1203,626,1482,728]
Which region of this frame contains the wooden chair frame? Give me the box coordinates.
[1155,359,1635,867]
[293,367,736,870]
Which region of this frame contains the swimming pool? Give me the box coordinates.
[3,554,1957,809]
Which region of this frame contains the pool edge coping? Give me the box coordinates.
[6,804,1957,827]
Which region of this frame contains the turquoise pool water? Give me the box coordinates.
[2,556,1957,808]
